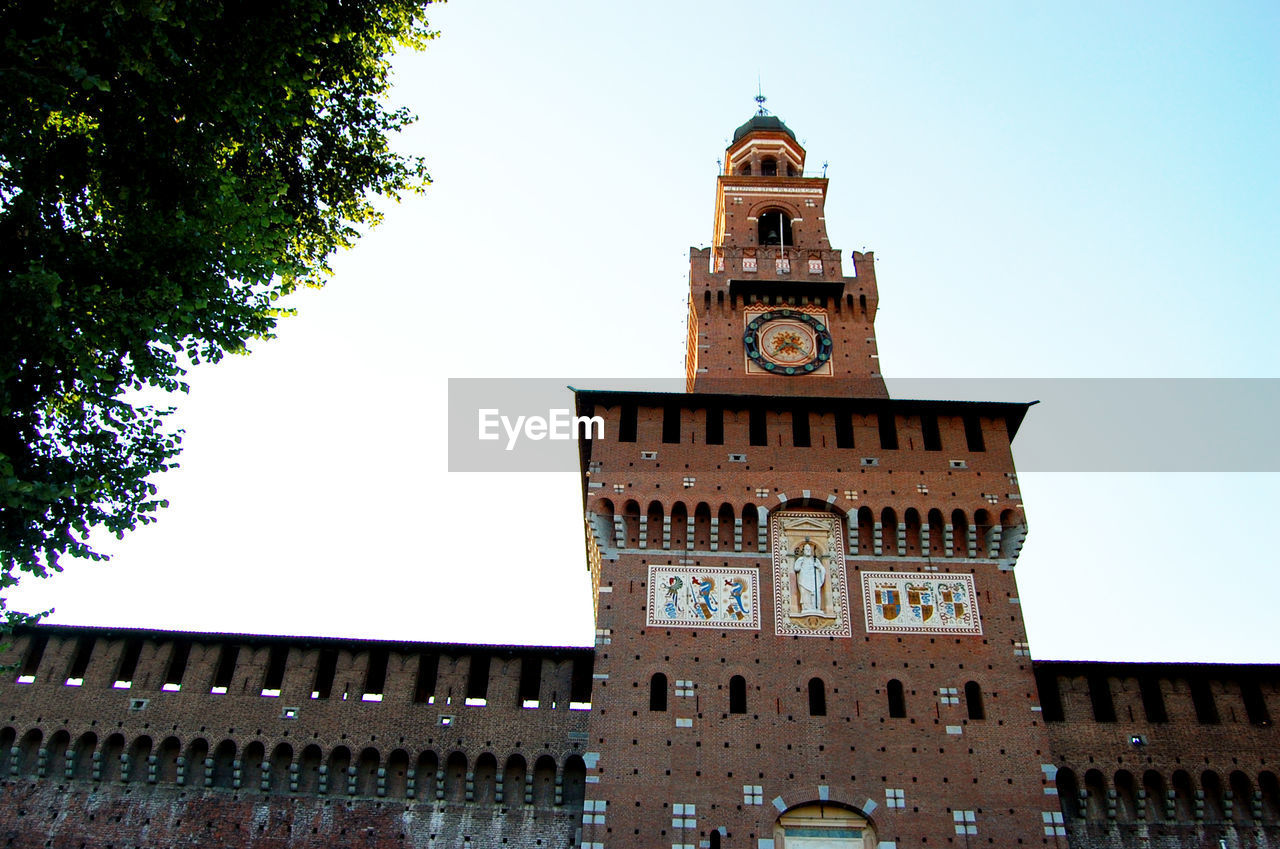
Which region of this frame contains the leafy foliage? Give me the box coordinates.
[0,0,436,624]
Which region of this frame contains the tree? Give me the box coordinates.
[0,0,437,625]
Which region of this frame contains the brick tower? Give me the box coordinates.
[575,110,1048,848]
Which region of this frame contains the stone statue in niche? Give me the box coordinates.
[772,511,850,637]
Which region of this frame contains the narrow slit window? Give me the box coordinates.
[650,673,668,712]
[964,681,985,720]
[887,679,907,718]
[808,678,827,717]
[729,675,747,714]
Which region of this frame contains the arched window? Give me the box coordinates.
[756,209,792,246]
[887,679,906,718]
[964,681,985,720]
[710,830,722,849]
[738,163,752,176]
[808,678,827,716]
[649,673,668,711]
[761,156,778,176]
[729,675,747,714]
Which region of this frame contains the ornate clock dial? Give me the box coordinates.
[743,310,833,375]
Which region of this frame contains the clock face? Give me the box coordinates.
[744,310,833,375]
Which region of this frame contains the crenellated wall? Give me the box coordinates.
[0,626,593,848]
[1037,660,1280,849]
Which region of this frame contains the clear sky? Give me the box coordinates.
[10,0,1279,662]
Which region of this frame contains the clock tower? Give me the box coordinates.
[575,109,1046,849]
[687,110,886,398]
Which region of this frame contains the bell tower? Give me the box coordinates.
[687,108,886,398]
[576,110,1045,849]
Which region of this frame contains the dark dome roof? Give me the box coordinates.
[732,113,796,143]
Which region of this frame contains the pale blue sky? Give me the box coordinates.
[11,1,1278,661]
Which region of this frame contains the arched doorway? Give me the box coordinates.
[773,802,877,848]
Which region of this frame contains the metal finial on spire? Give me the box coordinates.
[755,78,768,115]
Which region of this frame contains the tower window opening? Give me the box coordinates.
[705,406,724,445]
[465,653,490,705]
[570,654,594,707]
[1087,674,1116,722]
[519,656,542,708]
[757,209,792,246]
[1138,676,1168,723]
[749,407,768,447]
[761,156,778,176]
[808,677,827,716]
[963,415,985,452]
[791,409,811,448]
[261,644,288,696]
[921,414,942,451]
[1191,677,1220,724]
[835,411,855,449]
[414,653,439,704]
[887,679,906,717]
[662,404,681,444]
[19,632,47,681]
[311,647,338,700]
[738,163,752,176]
[878,412,898,450]
[618,404,638,443]
[163,640,190,691]
[650,673,668,711]
[114,638,143,689]
[66,634,96,685]
[364,647,389,701]
[1033,667,1064,722]
[729,675,747,714]
[212,643,240,694]
[1242,678,1272,725]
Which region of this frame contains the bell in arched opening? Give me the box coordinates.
[757,209,793,246]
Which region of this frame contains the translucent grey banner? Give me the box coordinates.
[447,378,1280,472]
